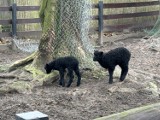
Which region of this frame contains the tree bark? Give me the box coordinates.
[8,0,96,88]
[9,51,37,72]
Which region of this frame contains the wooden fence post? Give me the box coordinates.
[98,1,103,46]
[12,3,17,37]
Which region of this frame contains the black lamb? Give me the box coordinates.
[93,47,131,84]
[44,56,81,87]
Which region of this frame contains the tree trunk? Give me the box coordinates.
[8,0,96,91]
[51,0,95,68]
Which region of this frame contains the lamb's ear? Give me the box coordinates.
[45,63,49,67]
[99,51,103,56]
[94,49,99,54]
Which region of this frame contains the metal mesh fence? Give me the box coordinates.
[52,0,94,55]
[12,0,160,54]
[144,6,160,52]
[12,0,94,58]
[49,0,95,68]
[13,37,39,53]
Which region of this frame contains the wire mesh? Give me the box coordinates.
[52,0,94,55]
[12,37,39,53]
[12,0,94,59]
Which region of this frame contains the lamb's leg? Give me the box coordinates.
[74,67,81,87]
[108,68,114,84]
[66,68,74,87]
[120,65,128,81]
[59,68,65,87]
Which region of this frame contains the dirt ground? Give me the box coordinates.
[0,32,160,120]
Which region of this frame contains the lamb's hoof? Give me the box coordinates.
[77,82,81,87]
[59,82,62,86]
[119,80,124,82]
[109,81,113,84]
[60,83,65,87]
[66,84,71,87]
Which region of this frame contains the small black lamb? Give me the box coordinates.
[44,56,81,87]
[93,47,131,84]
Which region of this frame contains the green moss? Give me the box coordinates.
[82,68,106,80]
[0,81,32,94]
[25,65,45,79]
[0,65,9,72]
[9,81,31,92]
[0,87,8,94]
[40,71,58,81]
[24,64,59,86]
[94,103,160,120]
[146,82,159,97]
[39,0,55,33]
[39,0,48,29]
[93,69,106,79]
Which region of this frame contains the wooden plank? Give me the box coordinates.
[94,103,160,120]
[0,32,11,37]
[17,31,42,37]
[16,6,40,11]
[105,21,155,29]
[104,11,159,19]
[0,6,39,11]
[103,1,160,8]
[105,21,155,32]
[92,11,159,20]
[12,3,17,36]
[91,15,98,20]
[89,22,155,32]
[0,20,12,25]
[98,1,104,45]
[0,6,11,11]
[89,27,98,32]
[17,18,41,24]
[92,4,98,8]
[0,31,42,37]
[92,1,160,8]
[0,19,41,25]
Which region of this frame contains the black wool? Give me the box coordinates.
[93,47,131,84]
[45,56,81,87]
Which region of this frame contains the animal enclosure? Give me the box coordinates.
[0,1,159,39]
[0,3,41,38]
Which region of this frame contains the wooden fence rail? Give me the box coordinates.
[0,3,41,38]
[92,1,160,45]
[0,1,159,44]
[92,1,160,8]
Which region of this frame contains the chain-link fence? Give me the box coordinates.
[13,0,94,57]
[12,0,160,54]
[52,0,93,55]
[50,0,95,68]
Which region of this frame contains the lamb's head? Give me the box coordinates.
[44,63,53,74]
[93,50,103,62]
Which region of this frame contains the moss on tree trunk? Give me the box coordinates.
[6,0,97,93]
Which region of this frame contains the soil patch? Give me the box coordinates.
[0,33,160,120]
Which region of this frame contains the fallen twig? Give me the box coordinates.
[8,52,37,72]
[0,73,17,79]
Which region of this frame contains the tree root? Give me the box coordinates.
[8,52,37,72]
[0,73,17,79]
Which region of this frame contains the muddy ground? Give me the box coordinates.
[0,32,160,120]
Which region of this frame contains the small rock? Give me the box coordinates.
[113,66,121,78]
[108,86,119,93]
[118,88,137,93]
